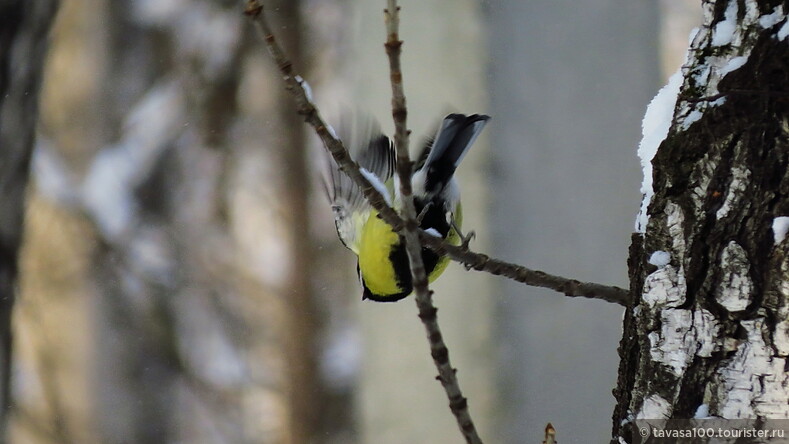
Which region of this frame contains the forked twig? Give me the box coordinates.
[384,2,482,442]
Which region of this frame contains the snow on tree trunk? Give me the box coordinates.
[613,0,789,441]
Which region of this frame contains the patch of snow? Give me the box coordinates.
[635,70,683,233]
[712,1,738,46]
[773,216,789,244]
[688,29,708,65]
[759,5,785,28]
[710,97,726,106]
[694,404,710,419]
[295,75,313,102]
[779,21,789,40]
[691,64,711,92]
[648,251,671,268]
[679,58,732,129]
[326,122,339,140]
[715,241,753,312]
[681,110,704,130]
[637,394,672,419]
[673,4,783,132]
[719,56,749,77]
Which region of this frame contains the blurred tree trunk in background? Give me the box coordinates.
[13,0,337,443]
[613,1,789,441]
[266,1,321,443]
[0,0,58,440]
[488,0,659,441]
[88,1,248,441]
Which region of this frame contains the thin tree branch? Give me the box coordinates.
[242,1,631,307]
[421,235,630,305]
[543,423,557,444]
[384,2,482,443]
[244,0,402,232]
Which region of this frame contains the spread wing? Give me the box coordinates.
[324,114,395,254]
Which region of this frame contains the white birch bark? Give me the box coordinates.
[614,1,789,441]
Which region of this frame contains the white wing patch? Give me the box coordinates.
[360,167,392,205]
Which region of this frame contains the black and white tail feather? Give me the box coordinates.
[412,113,490,201]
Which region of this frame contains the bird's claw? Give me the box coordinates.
[450,217,475,251]
[460,230,476,250]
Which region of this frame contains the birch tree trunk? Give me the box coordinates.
[0,0,58,439]
[613,0,789,441]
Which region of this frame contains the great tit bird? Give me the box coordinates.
[326,113,490,302]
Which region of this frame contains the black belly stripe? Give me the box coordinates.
[389,240,412,294]
[389,197,449,296]
[388,239,442,297]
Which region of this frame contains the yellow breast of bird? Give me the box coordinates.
[358,210,403,297]
[357,205,463,298]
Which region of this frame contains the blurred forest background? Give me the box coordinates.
[12,0,700,443]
